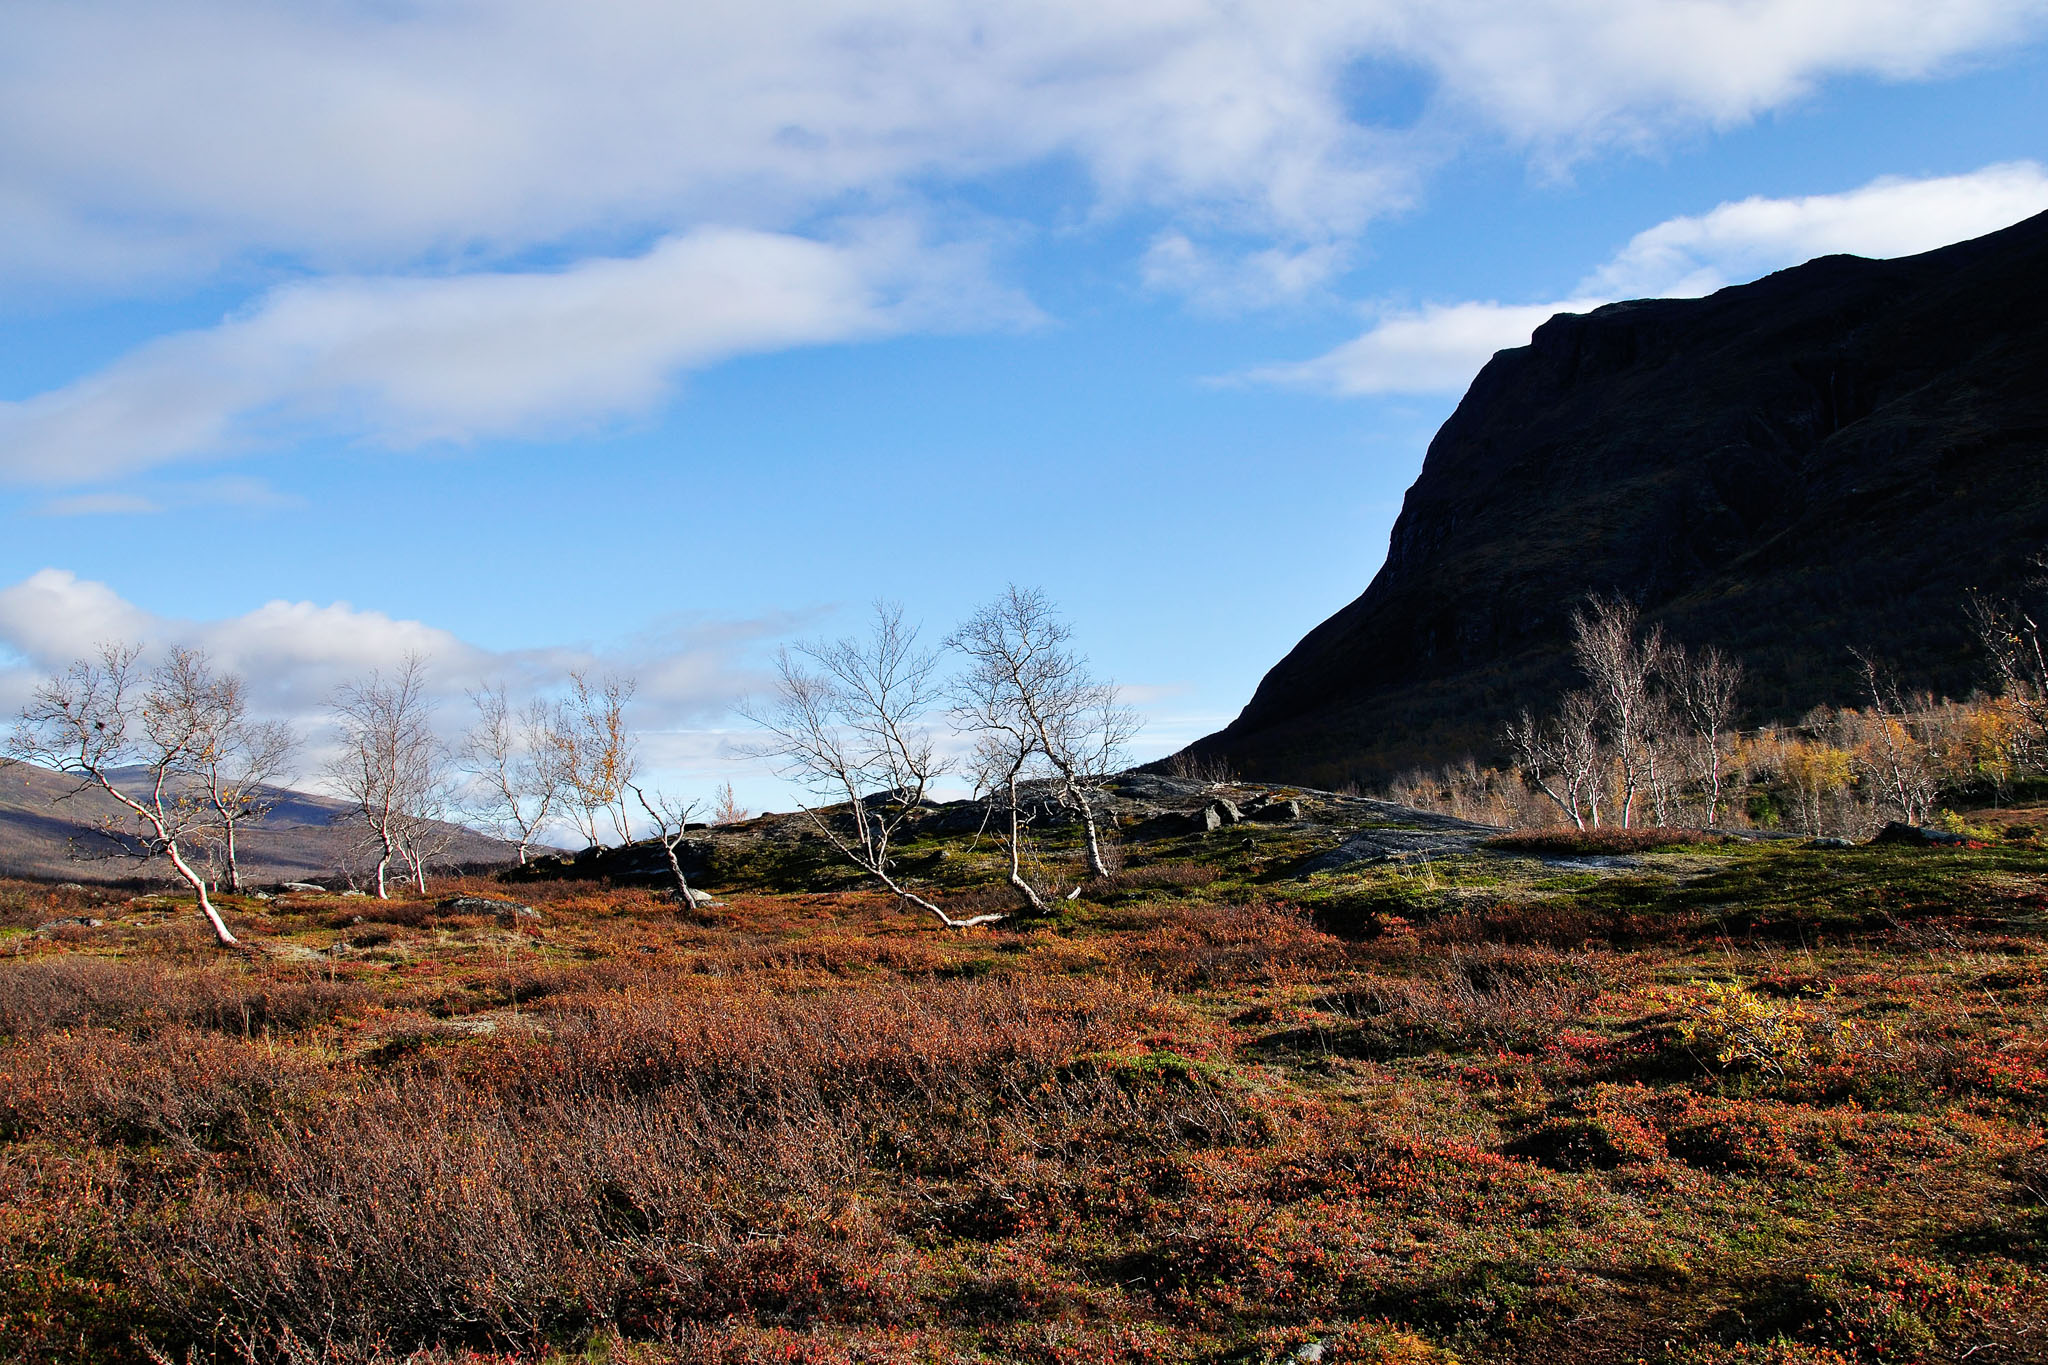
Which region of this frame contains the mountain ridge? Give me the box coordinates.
[1185,209,2048,786]
[0,761,521,885]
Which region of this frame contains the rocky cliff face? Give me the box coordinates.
[1188,209,2048,788]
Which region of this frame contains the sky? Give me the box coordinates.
[3,0,2047,821]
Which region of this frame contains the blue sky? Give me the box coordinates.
[3,1,2047,815]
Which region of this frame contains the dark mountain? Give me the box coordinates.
[0,763,520,885]
[1186,210,2048,788]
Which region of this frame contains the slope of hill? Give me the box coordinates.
[1186,209,2048,787]
[0,762,518,885]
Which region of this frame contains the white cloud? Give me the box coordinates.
[1585,160,2048,297]
[1249,161,2048,396]
[1392,0,2047,161]
[1,4,2042,478]
[0,568,780,749]
[0,224,1033,483]
[2,2,2041,289]
[34,477,305,518]
[1245,297,1607,395]
[1141,232,1355,312]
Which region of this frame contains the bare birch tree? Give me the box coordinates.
[1667,644,1743,826]
[5,644,242,945]
[947,586,1138,880]
[460,685,570,863]
[1852,649,1939,826]
[1504,689,1604,829]
[1969,585,2048,767]
[950,649,1055,915]
[743,603,1002,929]
[631,783,707,907]
[394,780,458,894]
[1572,596,1665,827]
[187,670,296,894]
[326,655,448,899]
[563,670,638,849]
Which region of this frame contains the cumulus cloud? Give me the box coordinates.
[2,1,2041,289]
[1250,161,2048,396]
[0,569,784,783]
[0,224,1032,483]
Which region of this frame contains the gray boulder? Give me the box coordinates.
[281,881,326,893]
[442,895,541,922]
[1249,799,1302,823]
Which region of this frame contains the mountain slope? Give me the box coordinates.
[1188,210,2048,787]
[0,763,518,885]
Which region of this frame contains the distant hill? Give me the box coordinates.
[0,762,520,886]
[1183,209,2048,787]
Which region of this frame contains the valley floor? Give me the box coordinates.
[3,833,2047,1363]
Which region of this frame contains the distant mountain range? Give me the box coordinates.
[1184,209,2048,787]
[0,762,519,886]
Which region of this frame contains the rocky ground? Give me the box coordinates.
[514,774,1508,900]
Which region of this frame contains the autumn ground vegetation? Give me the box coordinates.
[3,804,2047,1364]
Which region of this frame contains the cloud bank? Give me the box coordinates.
[0,569,783,790]
[5,1,2041,285]
[1252,161,2048,396]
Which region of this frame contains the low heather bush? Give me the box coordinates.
[0,958,370,1039]
[1329,946,1603,1056]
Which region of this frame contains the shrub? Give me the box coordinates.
[1298,883,1437,939]
[1674,981,1890,1078]
[1935,809,2000,842]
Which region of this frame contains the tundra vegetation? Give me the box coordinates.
[4,794,2048,1364]
[3,589,2048,1363]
